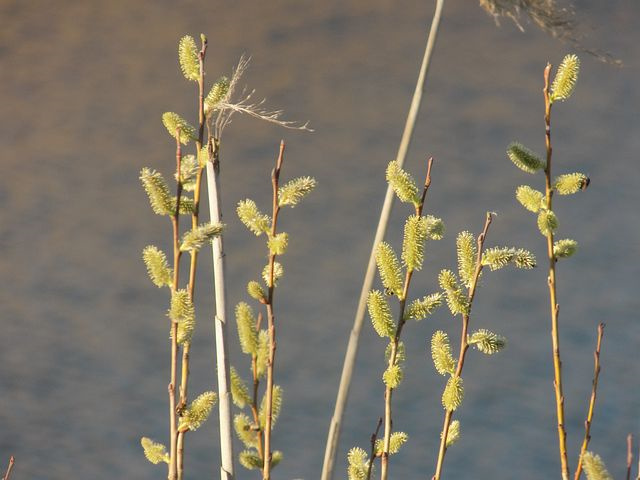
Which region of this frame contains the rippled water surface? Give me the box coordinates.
[1,1,638,478]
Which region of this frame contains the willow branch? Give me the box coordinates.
[543,63,570,480]
[2,457,14,480]
[366,418,383,480]
[432,213,493,480]
[321,3,444,477]
[574,323,605,480]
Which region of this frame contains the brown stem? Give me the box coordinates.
[250,311,265,461]
[433,212,493,480]
[3,456,14,480]
[543,63,570,480]
[366,418,383,480]
[574,323,605,480]
[262,141,285,480]
[380,158,433,480]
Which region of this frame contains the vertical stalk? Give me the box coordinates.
[380,159,433,480]
[627,434,633,480]
[574,323,605,480]
[432,213,493,480]
[176,37,209,480]
[262,141,285,480]
[168,134,184,480]
[321,3,444,477]
[2,456,15,480]
[543,63,570,480]
[250,312,266,461]
[365,419,383,480]
[206,136,235,480]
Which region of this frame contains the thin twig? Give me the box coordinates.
[366,418,383,480]
[321,3,445,478]
[250,312,266,461]
[543,62,570,480]
[627,434,633,480]
[3,456,14,480]
[262,141,286,480]
[433,213,493,480]
[574,323,605,480]
[380,158,434,480]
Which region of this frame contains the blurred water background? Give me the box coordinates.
[1,1,638,478]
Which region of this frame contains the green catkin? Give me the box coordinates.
[469,329,507,354]
[507,142,545,173]
[537,209,559,236]
[234,413,258,448]
[278,177,317,207]
[169,289,194,324]
[142,246,172,288]
[239,451,263,470]
[178,35,199,82]
[176,196,195,215]
[404,292,443,321]
[457,231,477,288]
[581,452,613,480]
[551,54,580,103]
[259,385,283,428]
[375,431,408,455]
[382,364,403,389]
[554,239,578,258]
[267,232,289,255]
[204,76,230,114]
[375,242,404,297]
[262,262,284,287]
[402,215,429,271]
[431,330,456,376]
[347,447,369,480]
[513,248,537,269]
[442,375,464,411]
[424,215,445,240]
[367,290,395,338]
[140,168,174,216]
[162,112,197,145]
[237,199,270,236]
[386,160,419,205]
[554,173,589,195]
[177,154,199,191]
[175,311,195,345]
[385,341,406,364]
[179,391,217,431]
[230,367,251,408]
[247,281,266,302]
[482,247,514,271]
[235,302,258,356]
[180,222,224,252]
[439,269,469,316]
[256,330,269,378]
[141,437,170,464]
[516,185,545,212]
[444,420,461,447]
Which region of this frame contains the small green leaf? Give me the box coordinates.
[142,246,172,288]
[247,281,266,302]
[140,168,174,216]
[439,270,469,316]
[367,290,395,338]
[516,185,545,212]
[178,35,199,82]
[442,375,464,411]
[180,222,224,252]
[386,160,419,205]
[179,391,217,431]
[554,239,578,258]
[375,242,404,297]
[404,292,443,321]
[537,209,558,236]
[507,142,545,173]
[230,367,251,408]
[554,173,589,195]
[383,364,403,389]
[442,420,461,447]
[581,451,613,480]
[469,329,506,354]
[457,231,477,288]
[140,437,169,464]
[162,112,197,144]
[278,176,317,207]
[235,302,258,356]
[267,232,289,255]
[431,330,456,376]
[237,199,270,236]
[551,54,580,103]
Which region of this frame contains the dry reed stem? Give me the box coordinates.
[321,3,444,477]
[627,434,633,480]
[2,457,14,480]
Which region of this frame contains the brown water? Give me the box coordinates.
[1,1,638,478]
